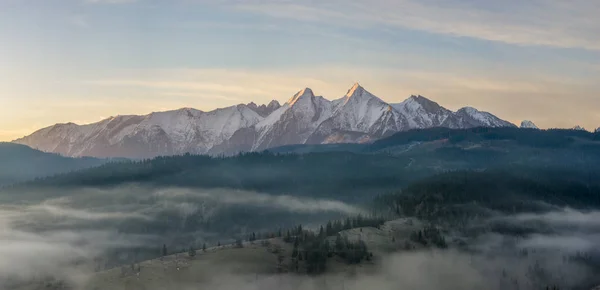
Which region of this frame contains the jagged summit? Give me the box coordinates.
[267,100,281,109]
[345,83,364,97]
[288,88,315,105]
[520,120,538,129]
[246,100,281,117]
[246,102,258,109]
[14,84,515,158]
[391,95,452,129]
[341,83,385,108]
[572,125,587,131]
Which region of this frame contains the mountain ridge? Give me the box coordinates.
[13,83,517,158]
[520,120,538,129]
[0,142,107,186]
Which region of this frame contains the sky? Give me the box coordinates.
[0,0,599,141]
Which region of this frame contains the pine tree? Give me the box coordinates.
[292,238,299,258]
[188,246,196,257]
[162,244,168,257]
[346,217,353,230]
[325,221,333,236]
[202,243,207,252]
[335,234,345,254]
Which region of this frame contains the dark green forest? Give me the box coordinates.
[377,169,600,221]
[0,142,108,187]
[3,127,600,288]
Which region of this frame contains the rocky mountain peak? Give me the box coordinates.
[520,120,538,129]
[13,84,516,158]
[288,88,315,105]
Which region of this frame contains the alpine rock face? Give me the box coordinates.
[14,105,264,158]
[447,107,516,129]
[14,83,516,158]
[246,100,281,117]
[520,120,539,129]
[391,95,453,129]
[596,127,600,133]
[309,84,409,144]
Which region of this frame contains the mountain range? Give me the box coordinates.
[13,83,518,158]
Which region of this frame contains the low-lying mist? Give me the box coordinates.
[1,185,599,289]
[0,184,365,288]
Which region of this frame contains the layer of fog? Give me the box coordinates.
[2,184,599,289]
[486,208,600,254]
[0,206,151,289]
[0,185,365,288]
[153,187,365,215]
[124,249,592,290]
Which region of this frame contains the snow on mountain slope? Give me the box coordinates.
[251,88,334,151]
[307,84,410,144]
[391,95,453,129]
[247,100,281,117]
[445,107,516,128]
[596,127,600,133]
[14,84,516,158]
[14,105,263,158]
[520,120,538,129]
[572,125,587,131]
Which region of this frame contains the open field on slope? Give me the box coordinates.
[12,219,427,290]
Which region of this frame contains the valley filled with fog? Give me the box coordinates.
[1,128,600,289]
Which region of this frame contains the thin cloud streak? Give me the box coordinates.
[223,0,600,50]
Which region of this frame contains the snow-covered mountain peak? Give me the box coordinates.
[459,106,479,115]
[345,83,364,97]
[595,127,600,133]
[288,88,315,105]
[391,95,452,129]
[267,100,281,110]
[14,84,517,158]
[402,95,445,111]
[341,83,385,107]
[246,100,281,117]
[572,125,587,131]
[520,120,538,129]
[455,107,516,128]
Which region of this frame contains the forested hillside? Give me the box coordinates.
[0,142,108,186]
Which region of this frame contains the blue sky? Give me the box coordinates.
[1,0,599,140]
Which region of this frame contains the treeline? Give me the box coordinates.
[368,127,600,152]
[16,151,424,201]
[377,169,600,223]
[408,225,447,249]
[282,215,384,274]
